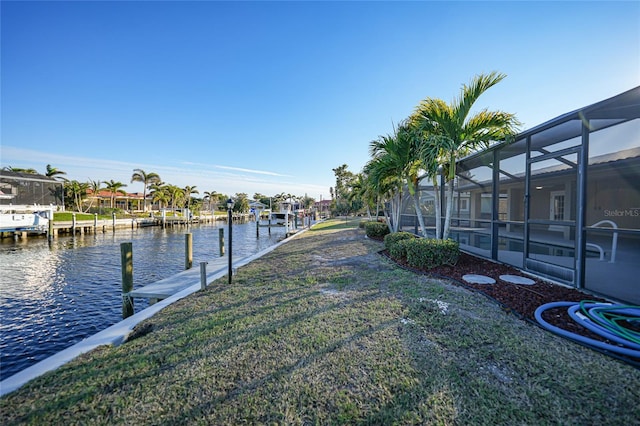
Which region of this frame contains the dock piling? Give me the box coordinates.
[121,242,134,319]
[219,228,225,256]
[48,216,54,241]
[185,233,193,269]
[200,261,207,290]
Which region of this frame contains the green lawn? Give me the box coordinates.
[2,219,638,424]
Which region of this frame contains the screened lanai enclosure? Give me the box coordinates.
[0,171,63,206]
[395,87,640,304]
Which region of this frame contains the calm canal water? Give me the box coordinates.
[0,221,287,381]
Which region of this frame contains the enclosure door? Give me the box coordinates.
[526,147,580,283]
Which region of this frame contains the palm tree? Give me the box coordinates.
[366,132,408,232]
[150,184,169,211]
[165,185,184,211]
[131,169,161,212]
[3,166,37,174]
[349,172,378,220]
[413,71,520,239]
[104,180,127,209]
[183,185,199,211]
[85,179,102,212]
[45,164,67,181]
[396,122,429,237]
[203,191,216,211]
[64,180,89,212]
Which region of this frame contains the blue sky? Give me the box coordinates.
[1,1,638,201]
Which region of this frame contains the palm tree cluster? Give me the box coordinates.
[346,71,521,239]
[2,164,316,215]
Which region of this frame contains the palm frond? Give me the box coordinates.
[454,71,506,126]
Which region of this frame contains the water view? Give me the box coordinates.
[0,221,287,381]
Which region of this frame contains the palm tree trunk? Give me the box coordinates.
[412,183,427,237]
[143,188,147,212]
[433,176,441,239]
[383,206,392,232]
[393,190,402,233]
[84,199,95,213]
[443,180,454,239]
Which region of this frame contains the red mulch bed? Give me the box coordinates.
[376,243,639,367]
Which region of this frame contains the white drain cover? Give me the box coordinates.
[462,274,496,284]
[500,274,535,285]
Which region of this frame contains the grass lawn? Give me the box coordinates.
[1,219,638,424]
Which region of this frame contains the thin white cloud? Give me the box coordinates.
[0,146,329,199]
[181,161,289,177]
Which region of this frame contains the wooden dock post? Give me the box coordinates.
[185,233,193,269]
[121,242,134,318]
[94,213,98,233]
[72,213,77,234]
[48,216,54,241]
[219,228,225,256]
[112,212,116,232]
[200,261,207,290]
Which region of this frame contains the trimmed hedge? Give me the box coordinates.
[364,221,390,238]
[404,238,460,270]
[389,238,414,260]
[384,231,416,251]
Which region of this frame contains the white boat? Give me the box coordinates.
[0,205,53,232]
[268,201,296,226]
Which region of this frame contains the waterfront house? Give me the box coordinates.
[397,87,640,304]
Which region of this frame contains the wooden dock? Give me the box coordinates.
[127,255,235,303]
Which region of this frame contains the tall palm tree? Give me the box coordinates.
[165,185,184,211]
[183,185,199,211]
[413,71,520,239]
[348,173,372,219]
[64,180,89,212]
[85,179,102,212]
[150,184,169,211]
[104,180,127,209]
[396,122,429,237]
[131,169,161,212]
[204,191,217,211]
[366,132,408,232]
[45,164,67,181]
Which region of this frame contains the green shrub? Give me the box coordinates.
[404,238,460,270]
[364,221,390,239]
[359,220,368,229]
[383,231,416,251]
[389,238,414,260]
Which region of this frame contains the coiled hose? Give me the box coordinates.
[535,301,640,358]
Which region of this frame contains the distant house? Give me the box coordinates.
[0,170,63,207]
[314,199,332,218]
[85,189,145,212]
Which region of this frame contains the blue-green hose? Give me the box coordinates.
[535,301,640,358]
